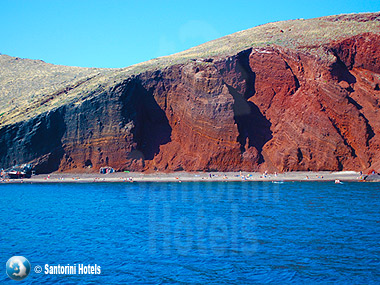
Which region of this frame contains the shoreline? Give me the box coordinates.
[0,171,372,184]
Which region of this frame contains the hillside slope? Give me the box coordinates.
[0,12,379,173]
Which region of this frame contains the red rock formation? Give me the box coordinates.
[145,33,380,173]
[1,32,379,174]
[140,33,378,173]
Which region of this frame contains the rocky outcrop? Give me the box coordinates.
[1,31,379,174]
[0,108,66,173]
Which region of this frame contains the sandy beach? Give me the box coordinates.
[0,171,370,183]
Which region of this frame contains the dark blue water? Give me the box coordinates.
[1,181,379,284]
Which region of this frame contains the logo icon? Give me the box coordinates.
[6,256,31,281]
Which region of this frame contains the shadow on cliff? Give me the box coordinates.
[0,108,66,173]
[121,79,171,161]
[330,54,357,86]
[28,109,66,173]
[329,52,376,150]
[227,85,272,162]
[226,50,273,163]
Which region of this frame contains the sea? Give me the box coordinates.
[1,181,379,284]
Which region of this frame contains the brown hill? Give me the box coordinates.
[0,12,379,174]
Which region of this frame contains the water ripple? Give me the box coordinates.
[0,182,379,284]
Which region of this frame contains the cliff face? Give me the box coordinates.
[1,16,380,173]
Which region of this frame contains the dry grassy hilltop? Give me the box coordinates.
[1,12,379,174]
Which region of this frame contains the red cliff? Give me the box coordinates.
[0,13,379,173]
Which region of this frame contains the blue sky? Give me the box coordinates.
[1,0,379,68]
